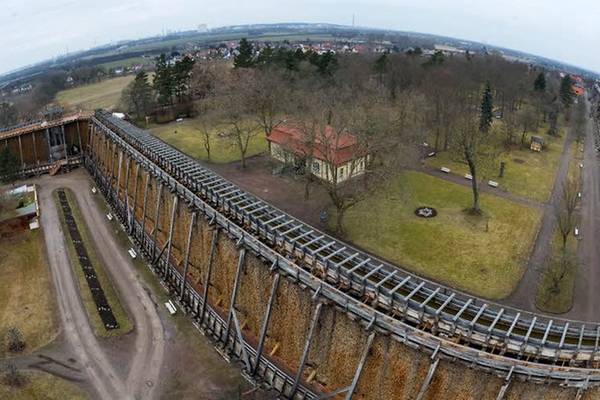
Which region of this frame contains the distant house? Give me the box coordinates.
[267,124,369,184]
[530,135,544,152]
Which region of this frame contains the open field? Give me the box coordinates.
[336,171,541,299]
[99,56,152,70]
[0,231,57,358]
[148,118,268,163]
[0,371,87,400]
[54,189,132,337]
[55,75,134,111]
[427,124,568,203]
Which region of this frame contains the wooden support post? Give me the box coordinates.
[17,135,24,167]
[200,229,219,323]
[164,195,179,279]
[60,124,67,160]
[45,128,52,163]
[223,249,247,345]
[291,302,323,396]
[496,381,511,400]
[180,212,197,301]
[345,332,376,400]
[415,358,440,400]
[252,273,281,375]
[115,150,123,200]
[152,183,164,260]
[76,121,83,152]
[32,131,38,165]
[130,163,140,233]
[231,309,252,372]
[141,173,151,241]
[123,158,131,227]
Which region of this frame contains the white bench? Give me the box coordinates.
[128,248,137,259]
[488,180,499,188]
[165,300,177,315]
[106,213,114,221]
[91,187,97,194]
[428,152,436,157]
[464,173,473,180]
[575,227,580,236]
[580,163,584,169]
[440,167,451,173]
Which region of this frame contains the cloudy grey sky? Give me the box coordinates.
[2,0,599,75]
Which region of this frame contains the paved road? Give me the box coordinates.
[565,98,600,321]
[501,115,576,312]
[36,170,165,400]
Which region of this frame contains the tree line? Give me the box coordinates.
[121,38,580,232]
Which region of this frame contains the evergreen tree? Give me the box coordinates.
[374,53,389,74]
[0,146,19,181]
[173,56,195,102]
[559,75,574,109]
[479,82,494,133]
[234,38,255,68]
[153,54,174,106]
[533,72,546,92]
[122,71,154,120]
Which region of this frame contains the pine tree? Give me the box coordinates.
[0,147,19,182]
[533,72,546,92]
[172,56,195,103]
[559,75,574,109]
[479,82,494,133]
[153,54,174,106]
[234,38,255,68]
[122,71,154,120]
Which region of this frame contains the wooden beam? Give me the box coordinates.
[199,229,219,323]
[252,273,280,375]
[415,358,440,400]
[180,212,197,301]
[223,249,247,345]
[164,195,179,279]
[291,302,323,396]
[345,332,376,400]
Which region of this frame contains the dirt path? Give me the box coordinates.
[564,98,600,321]
[37,176,129,399]
[417,166,544,209]
[36,171,165,399]
[502,116,576,311]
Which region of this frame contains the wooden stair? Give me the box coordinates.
[49,159,68,176]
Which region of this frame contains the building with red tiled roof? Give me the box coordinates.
[267,123,369,183]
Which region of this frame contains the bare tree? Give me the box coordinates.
[556,177,579,249]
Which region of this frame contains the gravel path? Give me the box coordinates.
[35,171,165,400]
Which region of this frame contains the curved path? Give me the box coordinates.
[36,171,165,400]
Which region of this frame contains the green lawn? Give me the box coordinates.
[55,75,134,111]
[0,231,58,357]
[427,125,567,203]
[335,171,541,299]
[54,189,132,337]
[0,371,87,399]
[148,118,268,164]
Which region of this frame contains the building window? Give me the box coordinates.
[312,161,320,173]
[340,167,345,176]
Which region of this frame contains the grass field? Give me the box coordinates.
[99,56,151,70]
[0,371,87,399]
[427,124,567,203]
[55,75,134,111]
[148,118,268,164]
[335,171,541,299]
[0,231,57,358]
[54,189,132,337]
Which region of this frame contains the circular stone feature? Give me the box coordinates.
[414,206,438,218]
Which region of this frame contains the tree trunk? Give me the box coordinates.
[335,206,346,235]
[465,150,481,214]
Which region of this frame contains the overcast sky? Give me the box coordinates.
[1,0,599,75]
